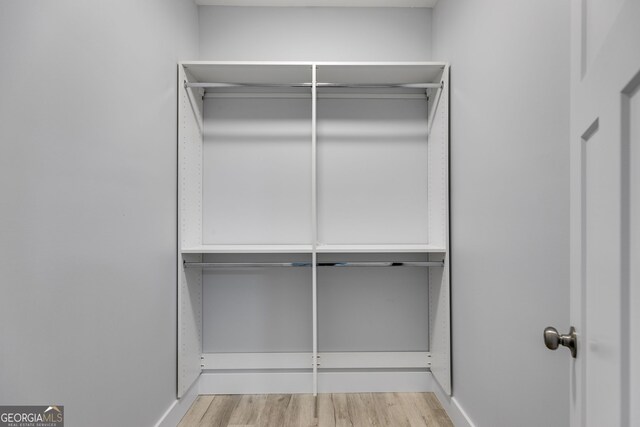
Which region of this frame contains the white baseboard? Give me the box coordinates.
[431,378,476,427]
[153,376,200,427]
[199,370,433,394]
[318,371,433,393]
[199,371,313,394]
[201,352,430,370]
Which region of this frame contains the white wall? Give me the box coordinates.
[432,1,570,426]
[199,6,432,61]
[0,1,198,426]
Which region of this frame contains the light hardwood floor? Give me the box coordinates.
[178,393,454,427]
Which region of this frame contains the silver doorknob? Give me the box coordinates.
[543,326,577,358]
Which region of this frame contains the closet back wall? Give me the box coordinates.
[198,6,432,61]
[197,6,435,371]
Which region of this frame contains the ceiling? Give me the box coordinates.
[195,0,438,7]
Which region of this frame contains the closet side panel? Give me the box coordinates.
[429,253,450,395]
[178,66,204,398]
[428,67,451,395]
[180,69,204,249]
[427,79,448,248]
[178,254,202,398]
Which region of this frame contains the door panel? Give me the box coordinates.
[623,78,640,427]
[583,0,625,73]
[570,0,640,425]
[581,120,620,427]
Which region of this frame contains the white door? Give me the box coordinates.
[562,0,640,426]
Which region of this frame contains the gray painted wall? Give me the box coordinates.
[0,1,198,426]
[432,1,570,426]
[199,6,432,61]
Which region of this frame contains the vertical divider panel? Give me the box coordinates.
[178,65,204,398]
[311,64,319,396]
[428,65,451,396]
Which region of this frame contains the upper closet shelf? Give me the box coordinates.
[315,244,445,253]
[181,244,445,254]
[181,61,447,89]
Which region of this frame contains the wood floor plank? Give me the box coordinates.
[256,394,291,427]
[283,394,317,427]
[178,395,215,427]
[373,393,411,427]
[418,393,454,427]
[331,394,353,427]
[346,393,380,427]
[179,393,454,427]
[411,393,446,426]
[199,395,242,427]
[317,394,336,427]
[397,392,431,427]
[228,394,267,427]
[369,394,390,426]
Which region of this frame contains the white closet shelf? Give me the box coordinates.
[181,61,447,87]
[181,244,445,254]
[315,244,445,253]
[181,244,313,254]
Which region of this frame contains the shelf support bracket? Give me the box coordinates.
[427,81,445,137]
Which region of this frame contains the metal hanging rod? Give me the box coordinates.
[317,83,443,89]
[183,261,444,269]
[184,82,443,90]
